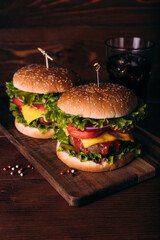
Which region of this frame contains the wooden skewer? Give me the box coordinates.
[37,48,53,69]
[93,62,100,88]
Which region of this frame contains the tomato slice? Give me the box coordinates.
[100,141,120,156]
[31,104,45,111]
[72,136,87,153]
[13,97,45,111]
[67,123,105,139]
[73,137,81,153]
[13,97,24,107]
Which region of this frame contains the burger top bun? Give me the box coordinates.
[13,64,80,94]
[57,83,138,119]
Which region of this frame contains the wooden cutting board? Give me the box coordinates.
[1,97,160,206]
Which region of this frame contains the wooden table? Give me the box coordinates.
[0,1,160,239]
[0,127,160,239]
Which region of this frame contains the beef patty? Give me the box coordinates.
[69,135,100,154]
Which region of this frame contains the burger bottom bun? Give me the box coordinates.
[56,142,135,172]
[15,120,54,139]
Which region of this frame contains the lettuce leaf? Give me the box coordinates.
[52,99,146,143]
[58,142,141,165]
[6,81,61,133]
[6,81,61,107]
[6,81,146,138]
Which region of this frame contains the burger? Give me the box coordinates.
[6,64,80,138]
[54,83,146,172]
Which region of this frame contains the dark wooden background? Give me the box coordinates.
[0,0,160,102]
[0,1,160,239]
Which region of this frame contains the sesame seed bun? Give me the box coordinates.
[15,120,54,139]
[56,142,135,172]
[13,64,80,94]
[57,83,138,119]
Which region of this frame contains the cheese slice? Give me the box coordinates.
[21,106,44,124]
[64,128,69,136]
[81,130,134,148]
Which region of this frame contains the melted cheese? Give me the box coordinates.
[21,106,44,124]
[65,128,69,136]
[81,130,134,148]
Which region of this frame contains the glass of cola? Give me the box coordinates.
[105,37,155,101]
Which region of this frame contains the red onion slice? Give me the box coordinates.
[85,125,110,132]
[17,97,23,102]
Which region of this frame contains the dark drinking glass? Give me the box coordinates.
[105,37,155,101]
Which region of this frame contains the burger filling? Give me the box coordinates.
[6,81,61,133]
[53,100,146,165]
[58,125,140,165]
[69,135,121,155]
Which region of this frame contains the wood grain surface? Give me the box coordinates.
[0,0,160,102]
[1,98,160,206]
[0,0,160,238]
[0,129,160,239]
[0,0,160,27]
